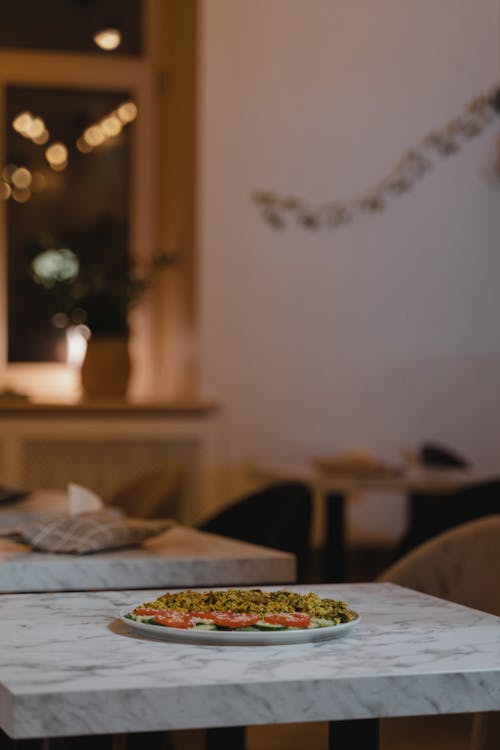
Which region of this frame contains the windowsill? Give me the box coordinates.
[0,398,218,417]
[1,363,213,415]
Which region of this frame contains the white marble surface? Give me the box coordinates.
[0,491,295,591]
[0,524,295,592]
[1,583,500,739]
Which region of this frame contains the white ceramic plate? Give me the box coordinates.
[119,607,360,646]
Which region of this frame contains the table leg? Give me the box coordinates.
[328,718,379,749]
[124,732,173,749]
[45,737,113,750]
[0,731,42,750]
[324,493,347,582]
[205,726,245,750]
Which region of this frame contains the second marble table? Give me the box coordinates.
[0,524,295,592]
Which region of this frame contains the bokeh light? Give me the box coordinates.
[26,117,45,139]
[45,142,68,167]
[93,28,122,51]
[83,125,105,147]
[2,163,17,182]
[12,111,33,135]
[12,187,31,203]
[0,182,11,200]
[11,167,32,189]
[76,136,93,153]
[117,102,137,124]
[33,129,50,145]
[101,115,122,138]
[31,248,79,288]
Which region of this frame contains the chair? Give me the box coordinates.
[419,442,469,469]
[396,443,500,559]
[380,515,500,750]
[199,481,313,583]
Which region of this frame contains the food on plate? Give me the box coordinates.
[125,588,358,632]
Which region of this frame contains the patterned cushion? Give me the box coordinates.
[7,511,174,554]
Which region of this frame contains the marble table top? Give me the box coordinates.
[0,491,295,591]
[253,462,500,495]
[1,582,499,739]
[0,524,295,592]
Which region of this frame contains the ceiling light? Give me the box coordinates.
[93,28,122,51]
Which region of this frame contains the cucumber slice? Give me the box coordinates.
[127,613,155,623]
[310,617,335,628]
[254,621,288,631]
[235,626,260,631]
[192,623,217,631]
[216,626,259,631]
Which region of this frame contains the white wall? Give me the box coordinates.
[197,0,500,543]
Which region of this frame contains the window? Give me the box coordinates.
[6,85,133,363]
[0,0,142,55]
[0,0,159,400]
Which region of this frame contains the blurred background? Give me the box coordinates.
[0,0,500,566]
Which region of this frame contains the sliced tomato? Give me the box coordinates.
[134,607,166,616]
[263,613,311,628]
[211,612,260,629]
[154,611,196,629]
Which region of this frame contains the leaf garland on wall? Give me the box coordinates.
[252,87,500,230]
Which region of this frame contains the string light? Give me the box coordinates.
[0,182,11,201]
[117,102,137,124]
[83,125,105,147]
[26,117,45,139]
[12,111,33,135]
[32,129,50,145]
[45,142,68,169]
[11,167,32,189]
[254,88,500,231]
[2,164,17,182]
[77,101,137,152]
[12,187,31,203]
[76,137,93,153]
[101,115,122,138]
[12,111,49,144]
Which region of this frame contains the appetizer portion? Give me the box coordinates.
[125,588,358,632]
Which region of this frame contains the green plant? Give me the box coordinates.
[30,214,173,336]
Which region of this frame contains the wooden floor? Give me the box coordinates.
[248,716,472,750]
[172,715,472,750]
